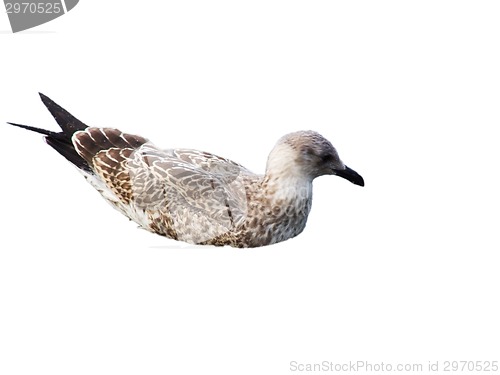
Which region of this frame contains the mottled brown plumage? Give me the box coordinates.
[7,94,364,247]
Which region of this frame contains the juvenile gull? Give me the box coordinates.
[7,93,364,248]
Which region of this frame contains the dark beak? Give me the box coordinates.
[334,165,364,186]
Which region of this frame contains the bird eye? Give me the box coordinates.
[321,154,333,163]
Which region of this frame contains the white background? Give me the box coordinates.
[1,1,499,374]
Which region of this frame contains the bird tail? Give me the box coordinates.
[7,93,92,172]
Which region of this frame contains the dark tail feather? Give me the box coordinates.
[7,122,63,138]
[45,136,92,172]
[6,94,92,172]
[39,92,88,137]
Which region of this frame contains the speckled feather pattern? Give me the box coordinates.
[8,94,364,248]
[72,128,314,247]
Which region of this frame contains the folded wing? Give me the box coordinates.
[74,128,250,243]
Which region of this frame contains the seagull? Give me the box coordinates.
[7,93,364,247]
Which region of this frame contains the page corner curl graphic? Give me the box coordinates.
[4,0,80,33]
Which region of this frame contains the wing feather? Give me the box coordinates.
[75,130,252,243]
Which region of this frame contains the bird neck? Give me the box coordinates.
[263,142,313,215]
[262,171,313,217]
